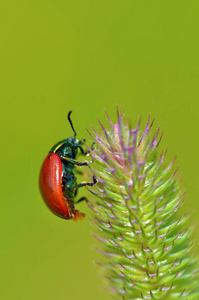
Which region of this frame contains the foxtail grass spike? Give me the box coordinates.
[87,111,199,299]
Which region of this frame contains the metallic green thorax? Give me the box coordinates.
[50,137,85,160]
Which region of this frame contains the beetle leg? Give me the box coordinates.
[75,197,88,204]
[90,142,96,151]
[83,142,96,156]
[71,175,97,188]
[74,188,78,197]
[77,145,86,155]
[60,156,93,166]
[77,143,95,156]
[77,142,96,156]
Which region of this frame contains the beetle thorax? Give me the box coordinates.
[50,137,81,159]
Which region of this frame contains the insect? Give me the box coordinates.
[39,111,97,221]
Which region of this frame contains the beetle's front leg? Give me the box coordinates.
[78,143,95,156]
[60,156,93,166]
[77,145,87,156]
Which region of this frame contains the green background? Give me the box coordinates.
[1,1,199,299]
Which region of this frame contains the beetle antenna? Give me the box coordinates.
[68,111,77,137]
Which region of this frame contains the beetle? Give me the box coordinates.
[39,111,97,221]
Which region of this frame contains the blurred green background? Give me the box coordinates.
[1,1,199,299]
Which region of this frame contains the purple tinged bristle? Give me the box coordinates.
[87,111,199,299]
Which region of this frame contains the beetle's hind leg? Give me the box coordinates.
[75,196,88,204]
[74,190,88,205]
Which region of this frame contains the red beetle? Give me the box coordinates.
[39,111,96,221]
